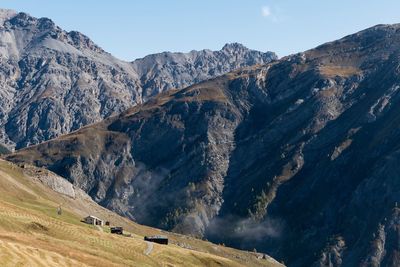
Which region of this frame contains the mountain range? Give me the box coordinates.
[0,8,276,149]
[3,8,400,267]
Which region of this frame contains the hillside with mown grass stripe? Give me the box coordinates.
[0,159,283,267]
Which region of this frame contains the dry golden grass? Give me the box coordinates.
[0,160,282,267]
[318,65,361,78]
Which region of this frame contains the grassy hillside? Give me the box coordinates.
[0,159,282,267]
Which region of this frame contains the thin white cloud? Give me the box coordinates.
[261,6,271,17]
[261,5,284,23]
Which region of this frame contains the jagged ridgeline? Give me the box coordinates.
[0,9,276,149]
[8,23,400,267]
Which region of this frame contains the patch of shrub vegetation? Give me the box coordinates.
[0,144,10,155]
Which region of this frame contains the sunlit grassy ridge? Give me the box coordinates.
[0,160,282,267]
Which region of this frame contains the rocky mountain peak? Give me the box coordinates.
[131,43,277,100]
[37,17,56,30]
[312,23,400,59]
[4,11,104,55]
[0,8,16,23]
[67,30,105,53]
[7,11,38,28]
[222,42,249,52]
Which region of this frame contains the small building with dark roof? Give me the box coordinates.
[144,235,168,245]
[110,226,123,235]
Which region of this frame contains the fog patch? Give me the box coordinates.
[206,214,284,248]
[232,217,282,240]
[108,161,171,222]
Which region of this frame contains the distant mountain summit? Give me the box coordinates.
[0,9,140,149]
[0,9,277,149]
[221,42,248,52]
[0,8,15,23]
[131,42,276,99]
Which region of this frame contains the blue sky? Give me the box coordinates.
[2,0,400,61]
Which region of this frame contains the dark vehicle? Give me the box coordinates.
[144,235,168,245]
[110,226,123,235]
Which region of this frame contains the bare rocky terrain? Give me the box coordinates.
[8,23,400,266]
[0,9,276,149]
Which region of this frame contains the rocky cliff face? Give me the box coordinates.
[132,42,277,100]
[0,9,141,149]
[7,20,400,267]
[0,9,276,149]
